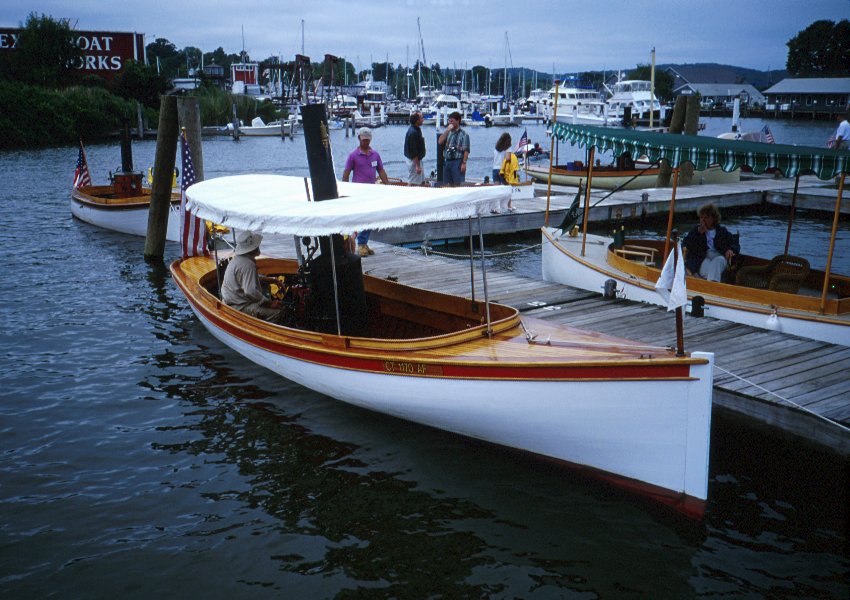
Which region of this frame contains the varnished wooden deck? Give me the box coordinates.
[261,235,850,456]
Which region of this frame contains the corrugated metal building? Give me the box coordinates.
[762,78,850,111]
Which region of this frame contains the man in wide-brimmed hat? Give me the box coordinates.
[221,230,283,323]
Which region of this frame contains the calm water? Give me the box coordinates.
[1,119,847,598]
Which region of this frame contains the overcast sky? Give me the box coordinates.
[5,1,848,73]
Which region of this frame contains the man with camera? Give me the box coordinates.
[437,111,470,186]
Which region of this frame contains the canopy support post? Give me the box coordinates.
[783,173,801,256]
[329,243,342,336]
[544,79,561,226]
[673,232,686,356]
[212,237,222,299]
[477,214,492,337]
[820,173,845,314]
[468,217,476,305]
[580,146,596,257]
[663,167,681,262]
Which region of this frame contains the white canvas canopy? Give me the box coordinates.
[186,175,510,236]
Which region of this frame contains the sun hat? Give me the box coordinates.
[234,230,263,255]
[357,127,372,139]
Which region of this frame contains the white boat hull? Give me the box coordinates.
[189,302,713,504]
[70,195,182,242]
[541,229,849,346]
[554,113,612,127]
[238,127,283,136]
[238,123,293,137]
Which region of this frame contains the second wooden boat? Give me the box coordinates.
[541,123,850,346]
[70,174,182,241]
[525,162,740,189]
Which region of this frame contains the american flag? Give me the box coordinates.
[515,128,529,152]
[762,125,775,144]
[73,141,92,188]
[180,130,208,259]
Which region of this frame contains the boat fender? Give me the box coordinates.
[603,279,618,299]
[690,296,705,318]
[766,310,782,332]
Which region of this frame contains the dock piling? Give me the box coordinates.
[144,95,179,262]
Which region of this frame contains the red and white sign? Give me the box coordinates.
[0,28,145,81]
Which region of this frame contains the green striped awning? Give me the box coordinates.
[551,123,850,180]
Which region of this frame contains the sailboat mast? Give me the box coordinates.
[649,46,656,128]
[299,19,307,102]
[417,17,426,97]
[503,32,508,100]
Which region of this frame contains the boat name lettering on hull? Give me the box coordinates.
[384,361,432,375]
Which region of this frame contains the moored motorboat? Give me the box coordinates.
[541,123,850,346]
[171,152,715,517]
[228,116,296,137]
[545,81,612,127]
[604,79,662,124]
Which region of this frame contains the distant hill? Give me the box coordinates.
[507,63,787,91]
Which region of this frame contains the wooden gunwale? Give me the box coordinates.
[528,164,657,186]
[72,185,180,208]
[543,229,849,322]
[173,255,706,378]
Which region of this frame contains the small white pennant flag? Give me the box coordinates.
[655,242,688,311]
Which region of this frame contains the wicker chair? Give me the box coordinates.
[735,254,811,293]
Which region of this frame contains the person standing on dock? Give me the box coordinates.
[342,127,389,257]
[831,111,850,150]
[683,203,740,282]
[492,132,510,184]
[496,132,519,212]
[438,111,470,186]
[403,112,426,185]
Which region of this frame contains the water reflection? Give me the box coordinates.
[142,333,705,597]
[696,414,848,598]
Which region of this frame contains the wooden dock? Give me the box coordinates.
[373,174,845,245]
[262,235,850,456]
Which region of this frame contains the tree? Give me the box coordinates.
[205,47,229,67]
[11,13,82,87]
[182,46,203,74]
[627,64,674,102]
[145,37,179,76]
[786,19,850,76]
[111,59,167,108]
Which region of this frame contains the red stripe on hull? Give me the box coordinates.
[186,284,692,382]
